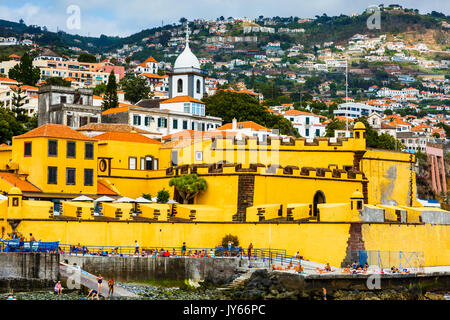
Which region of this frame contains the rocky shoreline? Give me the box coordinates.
[221,269,450,300]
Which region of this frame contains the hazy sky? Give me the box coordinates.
[0,0,448,37]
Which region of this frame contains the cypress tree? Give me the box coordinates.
[8,52,41,86]
[102,71,118,110]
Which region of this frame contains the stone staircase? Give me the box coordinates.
[217,268,257,291]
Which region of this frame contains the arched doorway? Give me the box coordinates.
[313,191,326,219]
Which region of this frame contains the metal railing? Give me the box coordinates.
[0,239,59,253]
[358,250,425,271]
[57,244,286,259]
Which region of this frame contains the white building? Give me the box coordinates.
[282,110,325,138]
[334,102,383,118]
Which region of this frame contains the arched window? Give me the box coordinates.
[177,79,183,93]
[196,79,201,94]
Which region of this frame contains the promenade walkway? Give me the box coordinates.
[59,263,138,298]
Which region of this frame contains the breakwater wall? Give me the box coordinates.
[0,253,59,293]
[61,255,240,283]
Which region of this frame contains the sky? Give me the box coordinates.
[0,0,448,37]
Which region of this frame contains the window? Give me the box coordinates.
[89,117,98,123]
[66,141,76,158]
[66,168,76,185]
[173,119,178,129]
[184,103,190,113]
[47,166,57,184]
[144,116,151,126]
[305,129,309,137]
[201,123,205,131]
[48,140,58,156]
[85,143,94,160]
[67,115,73,127]
[306,117,310,125]
[79,116,88,127]
[24,142,32,157]
[196,79,201,94]
[315,129,320,137]
[140,157,145,170]
[129,157,137,170]
[145,156,153,170]
[60,96,67,103]
[84,169,93,186]
[195,151,203,161]
[183,120,188,130]
[177,79,183,93]
[133,115,141,126]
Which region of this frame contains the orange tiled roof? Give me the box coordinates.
[144,56,157,63]
[160,96,203,104]
[284,110,315,116]
[102,106,131,115]
[218,121,270,132]
[97,180,118,196]
[0,172,41,193]
[77,123,161,135]
[390,119,411,127]
[0,77,19,83]
[14,124,97,141]
[95,131,162,144]
[141,73,164,79]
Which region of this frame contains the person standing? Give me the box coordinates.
[108,278,115,298]
[248,243,253,259]
[134,240,139,255]
[97,274,103,295]
[181,242,186,256]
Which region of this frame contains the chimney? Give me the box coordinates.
[232,118,237,130]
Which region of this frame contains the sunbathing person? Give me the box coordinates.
[342,265,352,274]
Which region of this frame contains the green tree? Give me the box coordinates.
[142,193,152,201]
[203,90,298,136]
[169,174,207,204]
[77,53,97,63]
[0,108,29,144]
[8,52,41,86]
[92,83,107,96]
[325,119,346,137]
[11,87,26,109]
[102,71,119,110]
[221,234,239,248]
[156,188,170,204]
[44,77,71,87]
[120,74,150,104]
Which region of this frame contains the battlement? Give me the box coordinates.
[165,162,366,181]
[209,134,364,151]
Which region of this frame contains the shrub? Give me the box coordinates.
[156,188,170,203]
[221,234,239,248]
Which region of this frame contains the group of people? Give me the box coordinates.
[272,262,305,274]
[53,273,115,299]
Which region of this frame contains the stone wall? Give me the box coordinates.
[61,255,240,283]
[0,253,59,293]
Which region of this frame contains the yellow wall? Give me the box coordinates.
[362,149,416,206]
[361,224,450,266]
[12,136,98,195]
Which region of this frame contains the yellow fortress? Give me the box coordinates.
[0,122,449,267]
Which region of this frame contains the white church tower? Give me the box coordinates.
[168,25,205,100]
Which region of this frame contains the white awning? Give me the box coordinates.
[72,195,94,202]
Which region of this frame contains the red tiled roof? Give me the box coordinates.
[218,121,270,132]
[14,124,97,141]
[284,110,315,116]
[160,96,203,104]
[95,131,162,144]
[0,172,41,193]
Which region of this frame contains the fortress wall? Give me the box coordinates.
[362,149,416,206]
[14,220,351,267]
[361,223,450,266]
